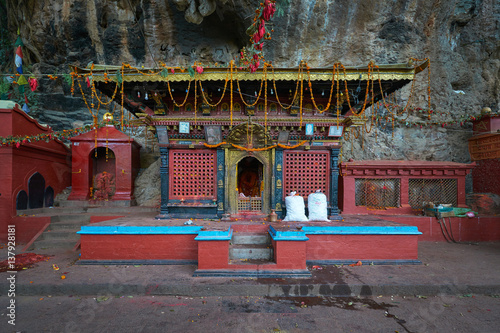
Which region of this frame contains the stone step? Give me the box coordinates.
[58,200,134,208]
[85,206,157,214]
[231,233,270,245]
[48,222,88,230]
[229,244,273,260]
[228,258,275,265]
[30,239,79,250]
[51,215,91,223]
[17,207,87,215]
[40,229,80,241]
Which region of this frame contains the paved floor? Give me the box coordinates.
[1,294,499,332]
[1,242,499,298]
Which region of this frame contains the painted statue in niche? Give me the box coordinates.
[93,171,115,200]
[238,157,262,197]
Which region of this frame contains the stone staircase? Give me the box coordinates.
[30,214,91,250]
[22,200,159,251]
[229,232,274,264]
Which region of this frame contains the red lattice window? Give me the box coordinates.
[283,151,329,199]
[170,150,216,199]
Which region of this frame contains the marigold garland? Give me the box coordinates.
[202,140,307,151]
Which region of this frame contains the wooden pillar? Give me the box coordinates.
[217,148,225,218]
[156,146,170,219]
[274,148,284,219]
[329,148,341,220]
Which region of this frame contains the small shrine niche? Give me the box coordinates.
[68,122,140,204]
[238,157,263,198]
[90,147,116,200]
[237,156,264,213]
[28,172,45,209]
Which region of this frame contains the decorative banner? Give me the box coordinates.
[29,77,38,91]
[15,46,23,69]
[17,75,28,86]
[14,35,23,47]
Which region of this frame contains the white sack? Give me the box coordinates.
[307,192,329,221]
[283,195,308,222]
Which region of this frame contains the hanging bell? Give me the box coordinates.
[145,92,149,100]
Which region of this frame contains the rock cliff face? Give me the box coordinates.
[3,0,499,163]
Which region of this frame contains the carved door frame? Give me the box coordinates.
[225,148,274,215]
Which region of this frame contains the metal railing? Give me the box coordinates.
[237,196,262,212]
[409,178,457,209]
[355,178,401,209]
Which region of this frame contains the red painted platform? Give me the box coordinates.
[77,214,422,277]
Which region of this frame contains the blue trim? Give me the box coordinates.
[193,269,311,278]
[269,226,309,241]
[301,226,422,235]
[195,228,233,241]
[78,225,203,235]
[307,259,422,266]
[78,259,198,265]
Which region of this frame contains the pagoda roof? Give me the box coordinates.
[71,60,429,120]
[72,60,428,83]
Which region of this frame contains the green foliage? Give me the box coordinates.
[275,0,290,18]
[0,78,10,97]
[63,73,73,87]
[0,0,10,62]
[0,78,40,111]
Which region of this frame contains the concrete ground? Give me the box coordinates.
[0,295,499,332]
[1,241,499,332]
[1,242,499,297]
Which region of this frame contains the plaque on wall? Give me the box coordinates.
[179,122,190,134]
[278,131,289,144]
[305,124,314,136]
[328,125,344,137]
[204,125,222,145]
[156,126,169,144]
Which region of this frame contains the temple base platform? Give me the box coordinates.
[77,214,422,277]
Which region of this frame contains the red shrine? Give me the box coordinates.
[0,101,71,241]
[68,122,141,204]
[469,108,500,196]
[339,160,475,215]
[467,107,500,215]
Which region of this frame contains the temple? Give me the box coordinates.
[73,60,429,221]
[63,61,469,276]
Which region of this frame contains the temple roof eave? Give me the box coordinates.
[71,60,428,83]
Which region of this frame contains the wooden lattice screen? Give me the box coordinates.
[283,151,329,199]
[170,150,216,199]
